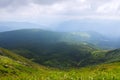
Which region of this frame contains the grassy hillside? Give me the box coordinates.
[0,48,45,78]
[0,48,120,80]
[0,48,41,67]
[105,49,120,63]
[1,57,120,80]
[11,42,96,68]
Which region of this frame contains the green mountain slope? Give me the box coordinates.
[105,49,120,63]
[0,29,119,68]
[0,29,62,48]
[0,48,120,80]
[0,48,43,77]
[0,29,115,49]
[0,29,97,68]
[61,31,114,49]
[11,42,95,68]
[1,53,120,80]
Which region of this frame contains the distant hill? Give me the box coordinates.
[0,29,62,48]
[0,29,116,49]
[60,31,114,49]
[54,20,120,37]
[0,21,47,32]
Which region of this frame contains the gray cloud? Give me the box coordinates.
[0,0,13,8]
[33,0,65,5]
[0,0,29,8]
[0,0,120,21]
[0,0,65,9]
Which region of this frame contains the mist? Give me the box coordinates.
[1,19,120,39]
[53,19,120,38]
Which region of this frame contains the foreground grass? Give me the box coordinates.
[0,62,120,80]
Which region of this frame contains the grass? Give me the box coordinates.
[0,48,120,80]
[0,62,120,80]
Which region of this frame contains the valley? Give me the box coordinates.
[0,29,120,80]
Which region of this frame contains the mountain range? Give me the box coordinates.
[0,29,119,68]
[0,21,47,32]
[54,20,120,38]
[0,22,120,79]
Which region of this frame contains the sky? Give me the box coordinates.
[0,0,120,37]
[1,0,120,23]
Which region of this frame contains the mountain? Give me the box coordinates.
[0,29,119,68]
[0,29,120,79]
[105,49,120,63]
[88,48,120,65]
[0,29,109,47]
[0,29,62,48]
[0,21,118,49]
[0,29,96,68]
[54,20,120,38]
[60,31,115,49]
[0,21,47,32]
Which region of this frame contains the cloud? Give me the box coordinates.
[0,0,65,9]
[33,0,66,5]
[0,0,120,24]
[0,0,29,8]
[96,0,120,14]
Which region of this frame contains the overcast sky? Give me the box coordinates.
[1,0,120,24]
